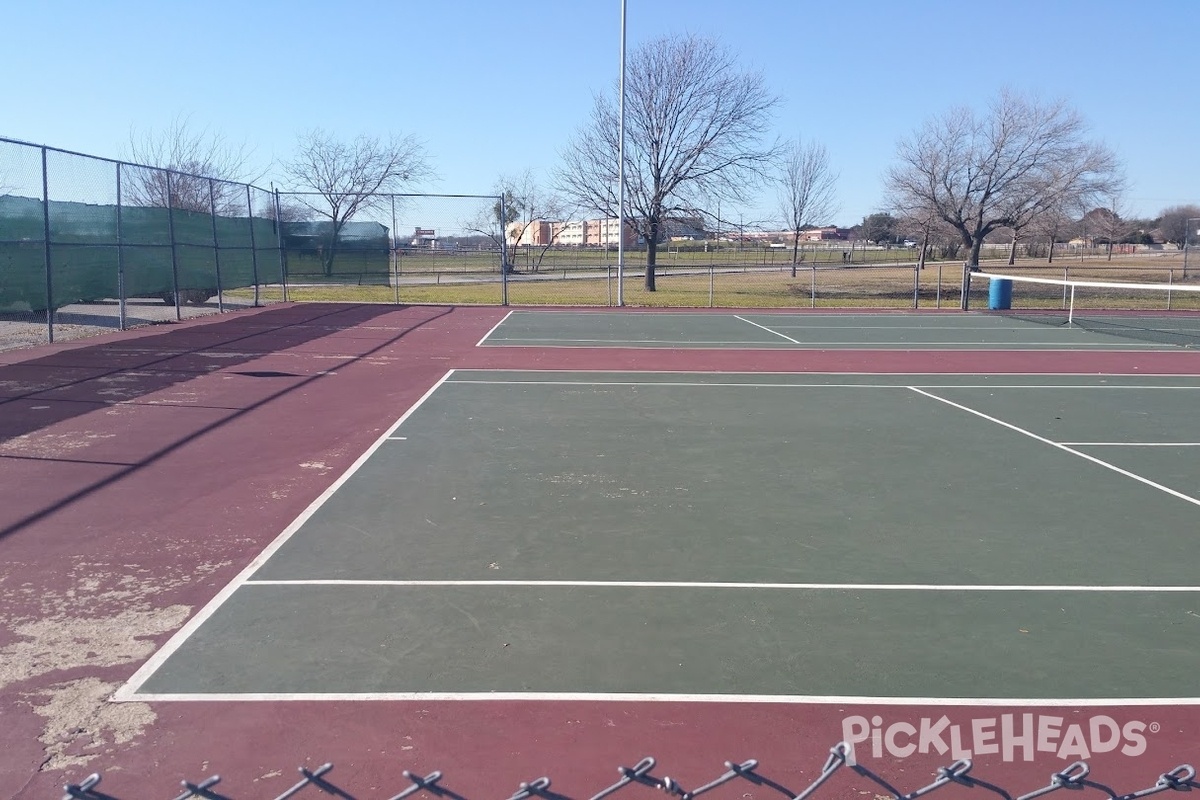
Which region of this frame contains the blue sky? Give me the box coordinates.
[4,0,1198,227]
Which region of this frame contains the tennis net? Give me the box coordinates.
[965,270,1200,348]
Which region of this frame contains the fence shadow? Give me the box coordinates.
[0,303,455,542]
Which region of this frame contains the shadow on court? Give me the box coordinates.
[0,303,455,542]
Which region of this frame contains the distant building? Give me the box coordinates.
[800,227,849,241]
[510,217,637,248]
[507,220,554,247]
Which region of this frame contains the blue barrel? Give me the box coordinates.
[988,278,1013,310]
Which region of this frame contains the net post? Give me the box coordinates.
[960,262,971,310]
[1068,284,1076,326]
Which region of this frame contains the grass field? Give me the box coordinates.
[273,255,1200,309]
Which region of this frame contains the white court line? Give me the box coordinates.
[487,337,786,345]
[243,579,1200,592]
[111,370,459,702]
[446,371,1200,381]
[733,316,802,343]
[908,387,1200,509]
[117,690,1200,706]
[764,325,1096,331]
[387,436,407,440]
[1061,442,1200,447]
[476,341,1166,350]
[474,309,514,347]
[444,379,1200,390]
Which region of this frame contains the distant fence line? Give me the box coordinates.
[2,137,1194,350]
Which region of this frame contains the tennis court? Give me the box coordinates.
[5,302,1199,799]
[119,368,1200,702]
[479,309,1198,350]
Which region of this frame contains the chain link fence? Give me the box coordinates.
[61,741,1197,800]
[0,137,291,349]
[6,139,1194,352]
[276,192,507,306]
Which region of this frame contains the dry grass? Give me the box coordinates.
[264,255,1200,310]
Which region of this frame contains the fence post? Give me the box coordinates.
[208,179,224,313]
[960,263,971,310]
[116,163,127,329]
[165,172,182,321]
[709,263,714,308]
[391,195,400,305]
[499,195,509,306]
[912,260,920,309]
[246,185,260,307]
[810,264,816,309]
[274,188,288,302]
[40,147,54,343]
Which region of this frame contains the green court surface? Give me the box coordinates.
[480,310,1192,349]
[122,371,1200,702]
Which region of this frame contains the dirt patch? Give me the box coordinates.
[0,604,191,690]
[0,557,227,774]
[24,677,157,771]
[0,430,118,459]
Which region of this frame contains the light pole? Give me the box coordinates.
[616,0,627,306]
[1185,217,1199,280]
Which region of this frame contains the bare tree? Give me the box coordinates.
[1087,192,1132,260]
[1158,204,1200,246]
[558,33,779,290]
[260,194,312,223]
[284,129,432,276]
[470,170,573,273]
[897,208,956,270]
[126,117,259,213]
[885,90,1122,271]
[777,138,838,277]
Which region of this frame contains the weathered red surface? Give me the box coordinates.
[1,304,1195,799]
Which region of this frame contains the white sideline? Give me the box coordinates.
[110,369,458,702]
[119,690,1200,706]
[474,309,514,346]
[734,315,801,343]
[243,579,1200,592]
[908,387,1200,509]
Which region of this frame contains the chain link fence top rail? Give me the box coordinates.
[61,741,1197,800]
